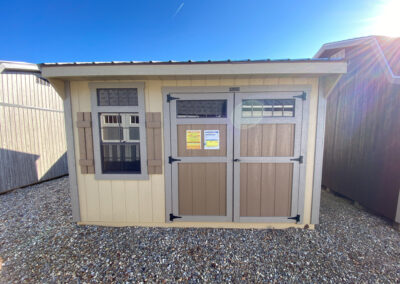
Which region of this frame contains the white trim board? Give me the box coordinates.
[41,62,347,78]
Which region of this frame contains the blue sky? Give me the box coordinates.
[0,0,392,63]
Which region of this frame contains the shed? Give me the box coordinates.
[41,58,346,229]
[315,36,400,226]
[0,61,68,193]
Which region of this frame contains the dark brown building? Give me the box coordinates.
[315,36,400,225]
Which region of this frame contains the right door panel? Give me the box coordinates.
[234,92,305,223]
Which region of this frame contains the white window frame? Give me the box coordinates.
[90,82,148,180]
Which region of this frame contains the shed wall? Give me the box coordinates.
[0,71,68,193]
[70,77,319,226]
[323,44,400,221]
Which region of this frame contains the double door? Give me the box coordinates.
[167,91,306,223]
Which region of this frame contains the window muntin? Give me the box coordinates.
[176,100,227,118]
[99,112,141,174]
[242,99,295,117]
[97,88,138,106]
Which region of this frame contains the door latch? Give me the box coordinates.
[168,156,181,164]
[169,213,182,221]
[233,158,241,162]
[288,214,300,223]
[290,156,303,164]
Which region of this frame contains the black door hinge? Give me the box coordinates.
[167,94,179,102]
[288,214,300,223]
[293,92,306,100]
[290,155,303,164]
[168,156,181,164]
[169,213,182,221]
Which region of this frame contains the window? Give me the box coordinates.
[99,113,141,173]
[90,82,147,179]
[97,88,138,106]
[177,100,227,118]
[242,99,295,117]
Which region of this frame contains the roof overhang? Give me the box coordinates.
[314,36,373,58]
[0,61,40,73]
[40,61,347,80]
[314,36,400,84]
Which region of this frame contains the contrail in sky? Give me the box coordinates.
[173,3,184,18]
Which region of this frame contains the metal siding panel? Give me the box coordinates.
[0,72,68,193]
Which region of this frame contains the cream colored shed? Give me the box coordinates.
[41,59,346,229]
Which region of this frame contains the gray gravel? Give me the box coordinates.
[0,177,399,283]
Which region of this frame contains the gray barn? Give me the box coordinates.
[0,61,68,193]
[315,36,400,226]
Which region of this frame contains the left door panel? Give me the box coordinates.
[169,93,233,222]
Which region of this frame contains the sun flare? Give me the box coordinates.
[371,0,400,37]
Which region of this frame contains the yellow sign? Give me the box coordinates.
[186,130,201,149]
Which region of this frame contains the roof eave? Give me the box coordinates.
[314,36,374,59]
[41,61,347,79]
[0,61,40,73]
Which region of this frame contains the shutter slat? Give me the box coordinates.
[76,121,92,128]
[146,121,161,128]
[148,159,162,166]
[146,112,162,174]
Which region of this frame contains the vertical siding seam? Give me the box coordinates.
[77,83,90,219]
[137,181,141,221]
[273,164,277,216]
[123,181,127,223]
[32,76,39,175]
[146,84,154,221]
[36,75,44,177]
[258,163,262,216]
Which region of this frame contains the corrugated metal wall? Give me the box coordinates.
[0,70,68,193]
[322,44,400,221]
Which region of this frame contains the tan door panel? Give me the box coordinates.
[240,163,293,217]
[240,124,295,157]
[178,163,227,216]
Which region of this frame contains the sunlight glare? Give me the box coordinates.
[371,0,400,37]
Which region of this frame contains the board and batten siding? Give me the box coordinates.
[71,77,319,226]
[322,43,400,222]
[0,71,68,193]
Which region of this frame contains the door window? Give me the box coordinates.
[176,100,227,118]
[242,99,295,117]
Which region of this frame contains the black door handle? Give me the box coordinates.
[233,159,241,162]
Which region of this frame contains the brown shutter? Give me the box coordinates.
[76,112,95,174]
[146,112,162,174]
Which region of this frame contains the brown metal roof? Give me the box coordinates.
[40,58,344,67]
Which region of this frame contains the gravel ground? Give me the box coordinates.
[0,177,399,283]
